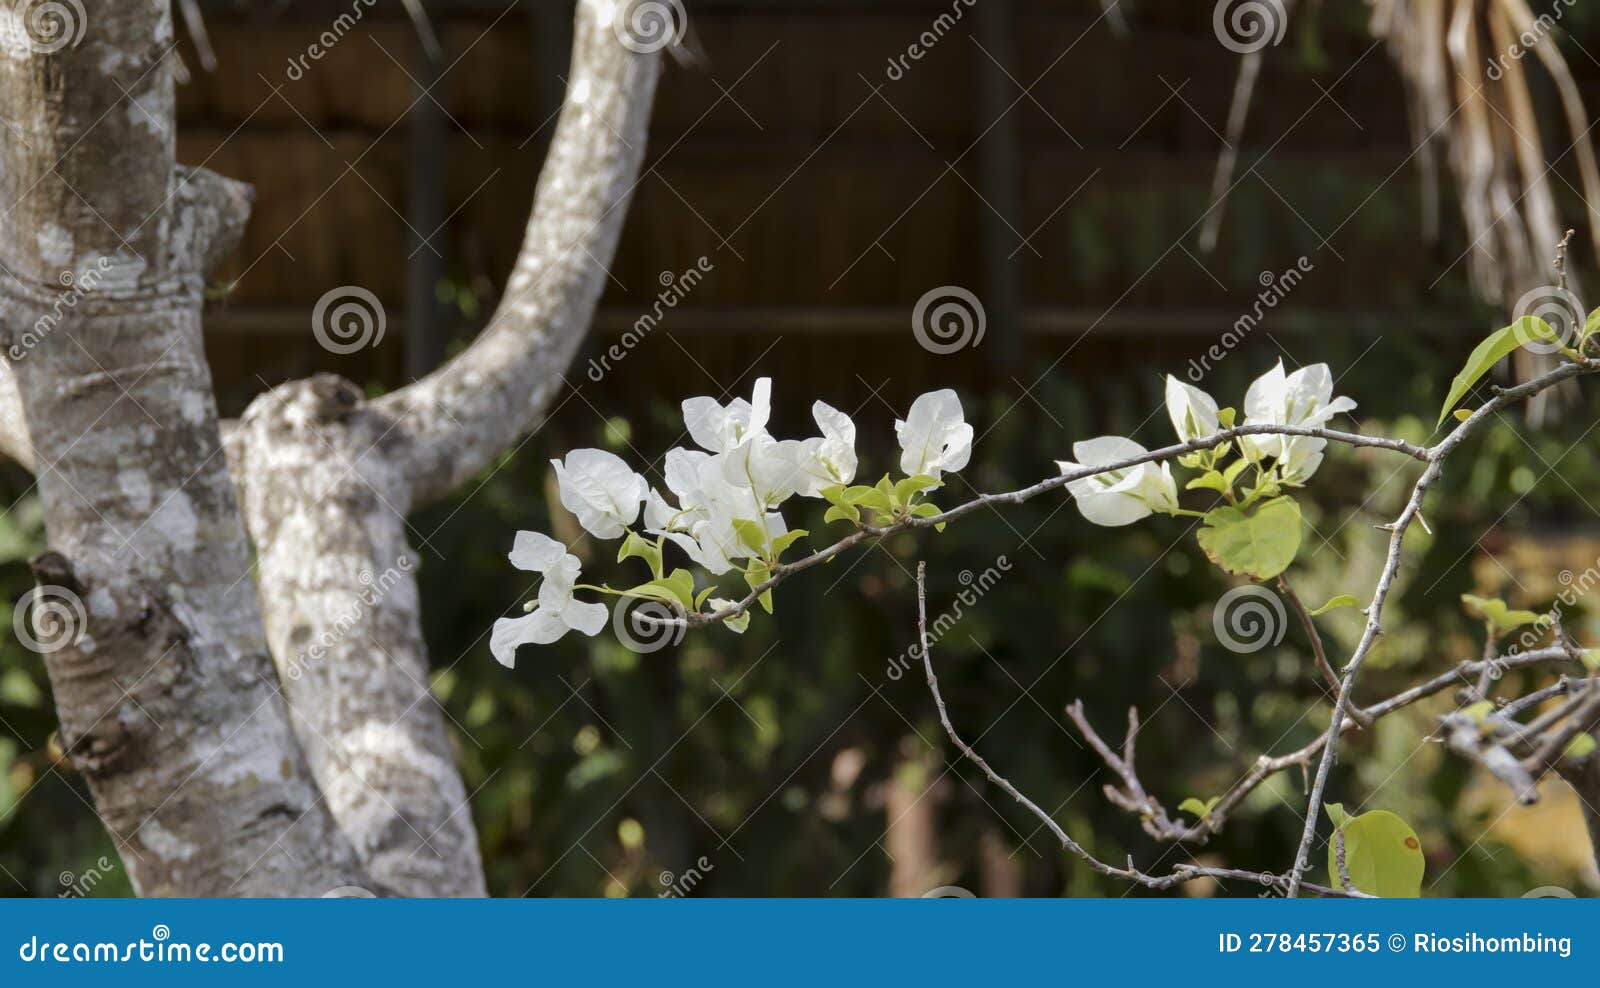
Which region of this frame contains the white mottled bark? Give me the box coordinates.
[0,0,659,896]
[0,1,370,895]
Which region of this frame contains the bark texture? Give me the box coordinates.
[0,1,370,895]
[0,0,660,896]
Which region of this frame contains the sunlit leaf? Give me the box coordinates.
[1196,496,1302,580]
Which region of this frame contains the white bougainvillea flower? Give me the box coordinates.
[1056,436,1179,527]
[781,400,858,496]
[707,598,750,634]
[552,448,647,539]
[896,389,973,482]
[1165,375,1220,442]
[682,377,772,453]
[491,531,609,667]
[646,446,781,573]
[1276,436,1326,485]
[1241,361,1356,461]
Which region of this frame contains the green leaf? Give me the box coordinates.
[617,531,663,578]
[1179,796,1221,820]
[1196,496,1303,580]
[1186,471,1228,494]
[894,475,940,503]
[744,561,775,615]
[769,529,808,558]
[1437,317,1556,426]
[1217,407,1237,428]
[818,484,848,506]
[724,609,751,634]
[732,518,768,554]
[1584,306,1600,344]
[1462,701,1496,726]
[844,485,893,514]
[1309,594,1359,617]
[1565,735,1597,761]
[824,503,861,525]
[1325,805,1424,897]
[1459,594,1544,634]
[693,586,717,609]
[621,569,697,611]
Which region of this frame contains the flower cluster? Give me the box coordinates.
[492,380,973,666]
[1058,361,1355,526]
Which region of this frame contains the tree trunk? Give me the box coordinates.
[0,0,660,896]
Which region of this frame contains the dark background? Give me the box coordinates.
[3,0,1600,897]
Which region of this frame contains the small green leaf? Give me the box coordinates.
[1309,594,1359,617]
[1186,471,1228,494]
[744,561,775,615]
[1217,407,1237,429]
[1437,317,1556,426]
[1325,806,1424,897]
[693,586,717,609]
[732,518,768,554]
[894,475,941,503]
[1453,408,1473,423]
[725,609,751,634]
[1584,306,1600,344]
[1459,594,1544,634]
[1462,701,1496,726]
[769,529,808,558]
[818,484,848,506]
[1565,734,1597,761]
[617,531,664,578]
[824,503,861,525]
[1179,796,1221,820]
[1196,496,1302,580]
[620,568,697,611]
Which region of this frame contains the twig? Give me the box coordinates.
[1333,826,1354,893]
[1283,358,1597,896]
[1279,575,1372,727]
[915,561,1365,898]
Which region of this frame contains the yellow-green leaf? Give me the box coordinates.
[1437,317,1556,426]
[1459,594,1543,634]
[1325,805,1424,897]
[1196,496,1302,580]
[1566,734,1596,761]
[1179,796,1221,820]
[1309,594,1358,616]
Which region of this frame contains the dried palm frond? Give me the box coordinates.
[1202,1,1600,404]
